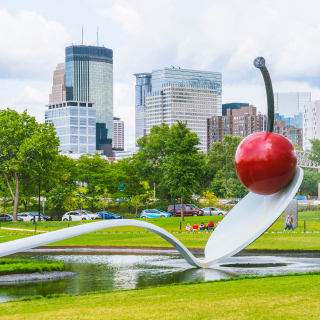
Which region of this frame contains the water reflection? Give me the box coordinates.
[0,254,319,302]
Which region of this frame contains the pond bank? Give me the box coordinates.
[0,271,77,283]
[12,245,320,258]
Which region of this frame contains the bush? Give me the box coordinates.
[298,205,320,212]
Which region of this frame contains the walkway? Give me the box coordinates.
[0,227,47,233]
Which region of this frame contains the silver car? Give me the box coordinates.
[202,207,228,216]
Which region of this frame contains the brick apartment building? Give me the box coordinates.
[274,119,303,149]
[207,105,302,152]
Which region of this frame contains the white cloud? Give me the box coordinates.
[0,9,69,80]
[94,0,320,148]
[13,86,48,105]
[0,79,50,123]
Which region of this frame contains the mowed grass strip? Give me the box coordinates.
[2,228,320,250]
[1,274,320,319]
[0,258,65,274]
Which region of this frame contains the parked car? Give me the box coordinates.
[18,212,42,222]
[140,209,171,218]
[96,211,123,219]
[61,211,91,221]
[294,195,310,201]
[202,207,228,216]
[167,205,204,217]
[0,214,23,222]
[29,212,54,221]
[227,199,240,204]
[79,210,100,220]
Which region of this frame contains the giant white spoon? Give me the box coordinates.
[0,167,303,268]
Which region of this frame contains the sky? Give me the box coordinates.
[1,0,320,149]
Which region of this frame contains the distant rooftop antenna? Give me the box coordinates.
[82,25,83,45]
[97,27,99,46]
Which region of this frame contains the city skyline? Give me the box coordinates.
[2,1,320,149]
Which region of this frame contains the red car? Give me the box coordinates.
[167,204,204,217]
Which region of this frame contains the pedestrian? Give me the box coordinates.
[284,215,290,232]
[186,223,191,232]
[289,214,294,232]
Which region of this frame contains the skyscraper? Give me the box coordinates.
[134,73,152,145]
[65,45,113,139]
[49,63,66,104]
[274,92,311,117]
[303,100,320,150]
[45,101,96,154]
[113,117,124,150]
[134,67,222,150]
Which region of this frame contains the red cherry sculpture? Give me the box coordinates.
[235,132,297,195]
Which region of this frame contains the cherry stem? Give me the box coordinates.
[255,58,274,133]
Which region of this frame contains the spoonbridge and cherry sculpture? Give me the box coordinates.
[0,58,303,268]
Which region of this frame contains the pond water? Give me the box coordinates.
[0,254,320,302]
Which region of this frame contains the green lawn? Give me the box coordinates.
[0,258,64,274]
[1,273,320,319]
[1,212,320,250]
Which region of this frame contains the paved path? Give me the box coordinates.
[0,227,47,233]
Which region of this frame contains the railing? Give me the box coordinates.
[296,150,319,169]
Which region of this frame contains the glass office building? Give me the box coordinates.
[222,103,249,116]
[134,68,221,147]
[45,101,96,154]
[274,92,311,117]
[65,45,113,139]
[134,73,152,145]
[145,83,218,153]
[274,113,303,128]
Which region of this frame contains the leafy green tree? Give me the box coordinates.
[135,124,171,199]
[299,168,320,196]
[202,190,219,207]
[75,153,112,210]
[309,139,320,164]
[208,135,248,198]
[163,122,205,221]
[0,109,60,221]
[292,142,303,151]
[94,186,112,213]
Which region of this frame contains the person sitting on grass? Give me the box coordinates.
[193,223,199,231]
[284,215,290,232]
[186,223,191,232]
[200,222,206,231]
[208,221,214,231]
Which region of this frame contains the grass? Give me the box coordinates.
[0,273,320,319]
[0,258,65,274]
[1,212,320,250]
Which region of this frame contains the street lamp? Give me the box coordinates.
[226,154,232,199]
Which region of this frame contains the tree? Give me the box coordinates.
[309,139,320,164]
[163,122,205,221]
[299,168,320,196]
[75,153,113,210]
[135,124,171,199]
[0,109,60,221]
[94,186,112,213]
[208,135,248,198]
[202,190,219,207]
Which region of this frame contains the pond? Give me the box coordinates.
[0,254,320,302]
